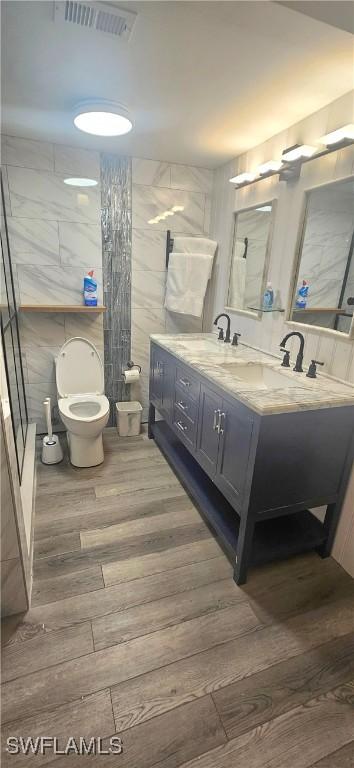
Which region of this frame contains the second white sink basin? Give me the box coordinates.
[219,363,303,389]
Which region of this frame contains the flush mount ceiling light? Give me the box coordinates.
[73,100,133,136]
[282,144,317,162]
[229,172,256,185]
[257,160,283,175]
[319,124,354,147]
[64,177,98,187]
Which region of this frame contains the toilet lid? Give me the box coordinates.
[56,337,104,397]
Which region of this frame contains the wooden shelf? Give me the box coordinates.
[247,306,285,313]
[293,308,349,315]
[19,305,106,314]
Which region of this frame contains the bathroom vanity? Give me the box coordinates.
[149,334,354,584]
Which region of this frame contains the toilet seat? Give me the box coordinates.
[56,337,109,467]
[56,337,104,398]
[58,394,109,423]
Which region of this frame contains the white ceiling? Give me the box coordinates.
[1,1,353,168]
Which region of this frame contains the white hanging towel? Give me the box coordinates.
[172,236,217,257]
[231,257,246,309]
[165,251,214,317]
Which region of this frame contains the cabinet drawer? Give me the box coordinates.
[174,384,198,424]
[173,406,196,448]
[175,365,200,402]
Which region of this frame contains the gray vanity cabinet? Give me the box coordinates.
[150,346,173,420]
[195,385,220,476]
[149,340,354,585]
[216,393,254,509]
[196,384,254,509]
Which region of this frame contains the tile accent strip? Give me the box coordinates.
[101,154,132,425]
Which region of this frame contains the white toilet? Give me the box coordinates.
[56,337,110,468]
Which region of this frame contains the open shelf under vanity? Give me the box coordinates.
[152,420,327,569]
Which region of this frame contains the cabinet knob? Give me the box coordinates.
[177,420,188,432]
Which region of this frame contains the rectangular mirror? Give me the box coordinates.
[226,201,276,317]
[289,177,354,336]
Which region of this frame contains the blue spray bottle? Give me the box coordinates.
[83,270,98,307]
[295,280,309,309]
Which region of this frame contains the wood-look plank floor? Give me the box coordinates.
[2,427,354,768]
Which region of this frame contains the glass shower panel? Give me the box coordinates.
[1,169,28,481]
[2,321,25,475]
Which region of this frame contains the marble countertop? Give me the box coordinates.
[150,333,354,415]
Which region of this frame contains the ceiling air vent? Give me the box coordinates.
[54,2,137,40]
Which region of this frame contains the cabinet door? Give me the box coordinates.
[160,352,173,420]
[196,384,221,476]
[150,346,173,422]
[150,347,163,406]
[216,397,254,509]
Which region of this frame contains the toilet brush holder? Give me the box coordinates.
[41,397,63,465]
[42,434,64,465]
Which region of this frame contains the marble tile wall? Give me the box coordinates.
[2,135,103,433]
[131,158,213,420]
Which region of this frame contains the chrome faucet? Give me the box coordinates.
[280,331,305,373]
[214,313,231,343]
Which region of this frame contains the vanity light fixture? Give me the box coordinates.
[172,205,185,212]
[64,177,98,187]
[229,172,256,185]
[319,124,354,147]
[163,211,174,217]
[73,100,133,136]
[229,132,354,190]
[282,144,317,162]
[257,160,283,175]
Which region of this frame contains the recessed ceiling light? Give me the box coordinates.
[229,172,256,184]
[64,177,98,187]
[282,144,316,162]
[256,160,283,175]
[73,100,133,136]
[319,124,354,146]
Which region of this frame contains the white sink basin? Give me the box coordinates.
[219,363,302,389]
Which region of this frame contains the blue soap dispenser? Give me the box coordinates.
[263,282,274,310]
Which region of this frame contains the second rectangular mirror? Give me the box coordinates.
[226,200,276,317]
[289,177,354,336]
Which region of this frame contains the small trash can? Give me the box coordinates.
[116,401,142,437]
